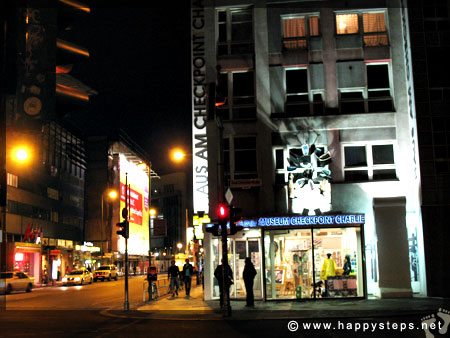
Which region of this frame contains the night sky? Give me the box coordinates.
[71,3,192,175]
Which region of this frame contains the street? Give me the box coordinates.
[3,275,148,310]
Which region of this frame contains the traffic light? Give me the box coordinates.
[116,221,129,239]
[230,206,243,235]
[217,203,229,223]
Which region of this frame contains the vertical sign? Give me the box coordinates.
[191,0,208,214]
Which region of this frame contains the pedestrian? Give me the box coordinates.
[343,255,352,276]
[243,257,257,307]
[182,259,194,297]
[214,259,233,308]
[168,260,180,297]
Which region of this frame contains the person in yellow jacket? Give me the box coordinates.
[321,253,336,280]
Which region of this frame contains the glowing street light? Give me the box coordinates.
[177,242,182,253]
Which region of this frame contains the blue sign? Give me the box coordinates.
[205,214,364,230]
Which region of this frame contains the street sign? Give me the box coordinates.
[225,187,233,204]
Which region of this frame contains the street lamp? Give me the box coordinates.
[101,189,118,258]
[177,242,182,253]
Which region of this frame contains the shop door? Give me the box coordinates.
[232,239,262,299]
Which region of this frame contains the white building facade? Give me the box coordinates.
[191,0,426,301]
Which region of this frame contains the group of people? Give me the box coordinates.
[167,259,195,297]
[165,257,258,307]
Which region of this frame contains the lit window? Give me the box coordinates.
[282,15,320,50]
[343,143,396,182]
[7,173,18,188]
[283,17,306,49]
[336,14,359,34]
[363,12,388,46]
[47,187,59,200]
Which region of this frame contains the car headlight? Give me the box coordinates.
[74,277,80,281]
[62,277,67,282]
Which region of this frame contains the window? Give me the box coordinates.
[339,63,393,113]
[47,187,59,200]
[284,68,324,116]
[343,143,396,182]
[336,13,359,34]
[224,136,257,180]
[218,71,256,120]
[218,8,253,56]
[336,11,388,46]
[282,15,320,50]
[7,173,18,188]
[363,12,388,46]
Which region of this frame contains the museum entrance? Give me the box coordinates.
[263,226,365,300]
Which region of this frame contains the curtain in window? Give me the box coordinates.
[336,14,359,34]
[363,13,388,46]
[309,16,319,36]
[283,17,306,49]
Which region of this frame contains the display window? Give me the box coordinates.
[264,226,364,299]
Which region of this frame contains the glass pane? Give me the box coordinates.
[283,39,307,50]
[275,149,284,169]
[364,34,388,46]
[232,10,252,23]
[235,150,257,171]
[234,137,256,149]
[373,169,397,180]
[344,146,367,167]
[286,69,308,93]
[368,99,393,112]
[363,12,386,33]
[309,16,320,36]
[218,23,227,42]
[313,227,363,298]
[232,22,252,41]
[232,107,256,119]
[336,14,359,34]
[367,64,390,89]
[218,11,226,23]
[372,144,394,164]
[345,170,369,182]
[233,72,254,97]
[235,241,246,259]
[283,17,306,38]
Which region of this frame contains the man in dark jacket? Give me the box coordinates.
[182,259,194,297]
[168,260,180,297]
[214,260,233,308]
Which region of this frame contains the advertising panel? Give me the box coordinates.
[118,154,149,255]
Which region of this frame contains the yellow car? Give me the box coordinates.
[62,268,93,286]
[0,271,34,294]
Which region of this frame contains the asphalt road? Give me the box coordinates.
[3,275,148,310]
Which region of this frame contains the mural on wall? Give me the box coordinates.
[287,133,332,214]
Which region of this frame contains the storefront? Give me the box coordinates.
[12,242,42,281]
[206,214,365,301]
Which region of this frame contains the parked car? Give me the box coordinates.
[62,268,93,286]
[0,271,34,294]
[94,265,118,282]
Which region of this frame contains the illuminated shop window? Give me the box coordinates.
[336,13,359,34]
[282,15,320,50]
[217,7,253,56]
[343,143,396,182]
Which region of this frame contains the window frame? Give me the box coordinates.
[281,13,321,51]
[224,135,258,181]
[217,7,254,56]
[342,141,397,182]
[335,10,389,47]
[339,61,394,114]
[218,70,256,120]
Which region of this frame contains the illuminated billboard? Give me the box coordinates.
[118,154,149,255]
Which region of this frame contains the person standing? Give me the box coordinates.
[243,257,257,307]
[182,259,194,297]
[343,255,352,276]
[320,253,336,297]
[168,260,180,297]
[214,260,233,308]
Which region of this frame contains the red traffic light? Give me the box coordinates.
[217,203,228,220]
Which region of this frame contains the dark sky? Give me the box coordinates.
[72,4,192,175]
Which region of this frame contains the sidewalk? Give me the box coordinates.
[136,284,450,320]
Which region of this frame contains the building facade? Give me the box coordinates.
[192,0,428,301]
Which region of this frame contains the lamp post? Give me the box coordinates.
[101,190,117,259]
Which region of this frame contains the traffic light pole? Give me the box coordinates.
[124,174,129,311]
[215,84,231,317]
